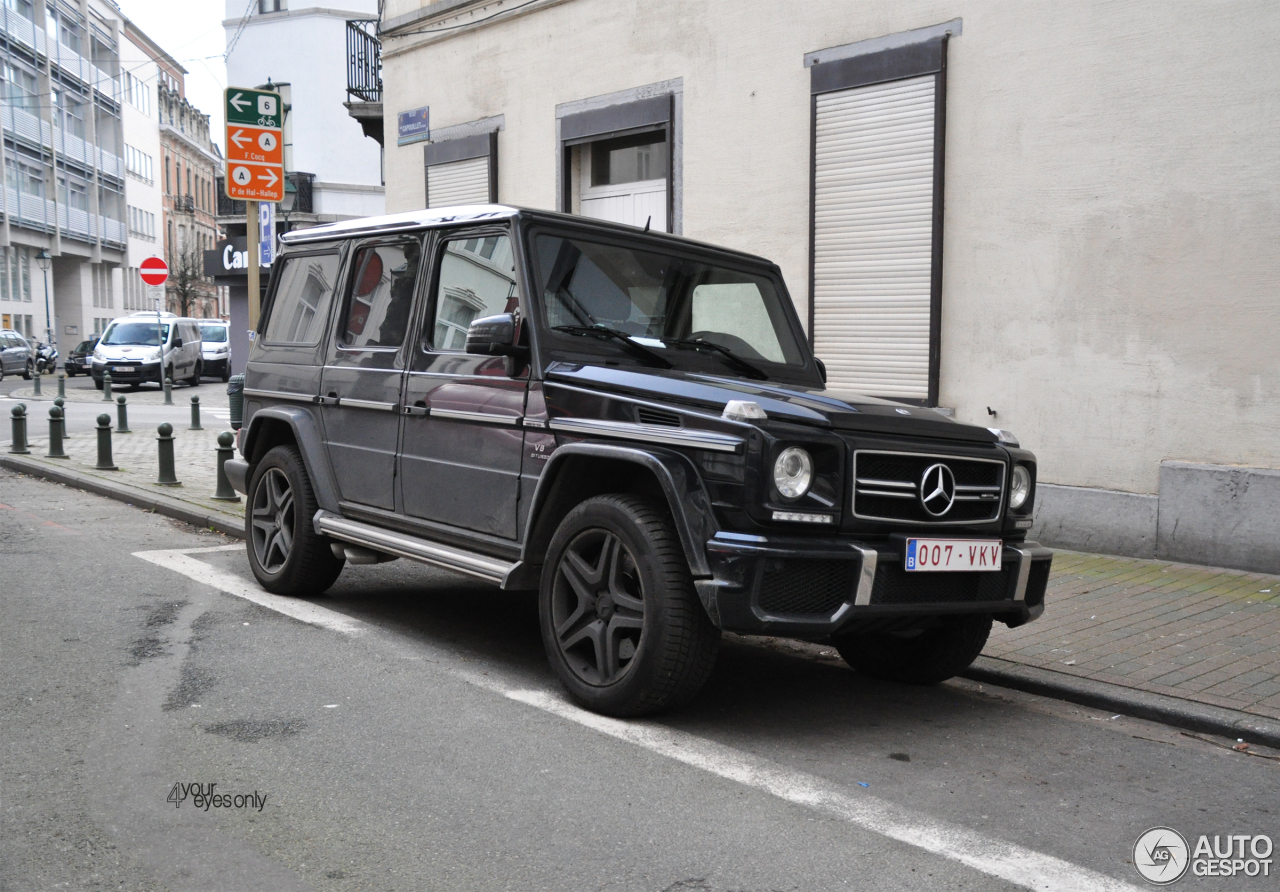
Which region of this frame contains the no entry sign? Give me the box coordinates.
[140,256,168,287]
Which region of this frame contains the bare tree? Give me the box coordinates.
[166,243,213,317]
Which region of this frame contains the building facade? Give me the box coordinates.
[378,0,1280,572]
[0,0,128,349]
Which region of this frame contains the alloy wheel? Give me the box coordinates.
[551,528,646,686]
[251,468,295,573]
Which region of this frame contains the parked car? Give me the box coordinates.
[225,205,1051,717]
[64,338,99,376]
[0,329,34,380]
[199,320,232,382]
[91,313,203,390]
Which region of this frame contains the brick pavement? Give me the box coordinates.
[986,551,1280,721]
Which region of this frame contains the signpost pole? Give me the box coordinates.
[247,199,260,329]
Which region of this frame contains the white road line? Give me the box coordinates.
[137,545,1143,892]
[132,546,365,635]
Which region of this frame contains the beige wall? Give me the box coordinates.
[382,0,1280,494]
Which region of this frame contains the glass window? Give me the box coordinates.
[429,234,518,352]
[199,324,227,342]
[338,240,422,349]
[101,321,169,346]
[263,253,339,345]
[590,132,668,186]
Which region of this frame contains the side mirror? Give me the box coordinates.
[465,313,527,358]
[172,337,183,348]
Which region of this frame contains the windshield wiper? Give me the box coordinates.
[552,325,673,369]
[664,338,768,380]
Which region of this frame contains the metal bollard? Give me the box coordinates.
[116,395,131,433]
[57,372,65,399]
[32,370,41,396]
[163,376,173,405]
[53,396,69,439]
[227,374,245,430]
[94,414,118,470]
[102,372,113,402]
[155,422,179,485]
[9,404,30,454]
[46,406,67,458]
[212,431,240,501]
[190,395,203,430]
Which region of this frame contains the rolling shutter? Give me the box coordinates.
[426,156,491,208]
[812,74,936,400]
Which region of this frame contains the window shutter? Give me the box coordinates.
[426,156,491,208]
[812,74,937,401]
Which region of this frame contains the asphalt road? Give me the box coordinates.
[3,469,1278,892]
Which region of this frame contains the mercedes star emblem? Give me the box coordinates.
[919,463,956,516]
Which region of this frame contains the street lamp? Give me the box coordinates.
[278,176,297,238]
[35,248,51,347]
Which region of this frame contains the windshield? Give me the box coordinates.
[100,321,169,346]
[74,340,96,352]
[200,325,228,343]
[533,233,807,373]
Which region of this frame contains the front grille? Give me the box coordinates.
[757,558,857,616]
[870,563,1013,605]
[854,450,1005,524]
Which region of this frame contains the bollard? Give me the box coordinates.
[190,395,203,430]
[46,406,67,458]
[102,372,113,402]
[163,376,173,405]
[212,431,241,501]
[32,370,41,396]
[116,395,131,433]
[227,374,245,430]
[9,404,30,454]
[94,414,118,470]
[57,372,65,399]
[155,422,179,485]
[53,396,68,439]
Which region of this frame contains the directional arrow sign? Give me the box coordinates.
[224,86,284,201]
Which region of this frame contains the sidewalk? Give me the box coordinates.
[5,432,1279,744]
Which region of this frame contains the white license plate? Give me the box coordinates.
[113,366,134,373]
[906,538,1002,572]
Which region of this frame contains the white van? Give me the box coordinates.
[91,312,205,390]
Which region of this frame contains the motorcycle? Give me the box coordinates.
[34,342,58,374]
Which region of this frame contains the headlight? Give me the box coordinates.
[148,348,162,360]
[1010,465,1032,510]
[773,447,813,500]
[93,349,104,360]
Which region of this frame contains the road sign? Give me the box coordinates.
[140,256,168,287]
[224,87,284,202]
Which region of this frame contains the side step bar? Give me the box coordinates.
[314,510,517,587]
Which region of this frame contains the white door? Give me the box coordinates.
[812,74,936,400]
[581,178,666,231]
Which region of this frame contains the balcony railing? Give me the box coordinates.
[346,19,381,103]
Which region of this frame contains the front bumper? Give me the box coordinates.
[695,533,1051,639]
[93,360,161,382]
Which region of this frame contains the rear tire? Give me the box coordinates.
[220,363,230,383]
[245,445,345,595]
[539,494,720,716]
[187,361,201,386]
[23,360,32,380]
[835,614,993,685]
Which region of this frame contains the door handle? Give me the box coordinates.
[404,400,429,417]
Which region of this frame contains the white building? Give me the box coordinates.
[223,0,384,222]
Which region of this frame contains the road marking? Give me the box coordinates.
[132,545,365,635]
[138,545,1143,892]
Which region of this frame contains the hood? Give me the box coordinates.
[545,363,997,443]
[97,344,159,359]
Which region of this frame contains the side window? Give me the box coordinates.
[429,234,518,352]
[263,252,341,345]
[689,282,787,363]
[338,239,423,349]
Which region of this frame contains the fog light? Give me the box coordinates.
[1010,465,1032,510]
[772,511,833,524]
[773,447,813,500]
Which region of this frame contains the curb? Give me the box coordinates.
[1,454,244,540]
[962,656,1280,750]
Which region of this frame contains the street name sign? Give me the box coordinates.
[140,256,168,286]
[224,87,285,202]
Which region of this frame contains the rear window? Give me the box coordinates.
[263,253,341,345]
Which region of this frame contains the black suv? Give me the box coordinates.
[226,206,1050,716]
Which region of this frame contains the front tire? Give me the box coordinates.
[22,360,32,380]
[245,445,345,595]
[93,376,104,391]
[539,494,720,716]
[835,614,993,685]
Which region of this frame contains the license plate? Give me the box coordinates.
[113,366,134,373]
[906,538,1002,572]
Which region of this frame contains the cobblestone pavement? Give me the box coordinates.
[987,550,1280,721]
[5,378,230,407]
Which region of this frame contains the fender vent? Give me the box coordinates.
[636,406,681,427]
